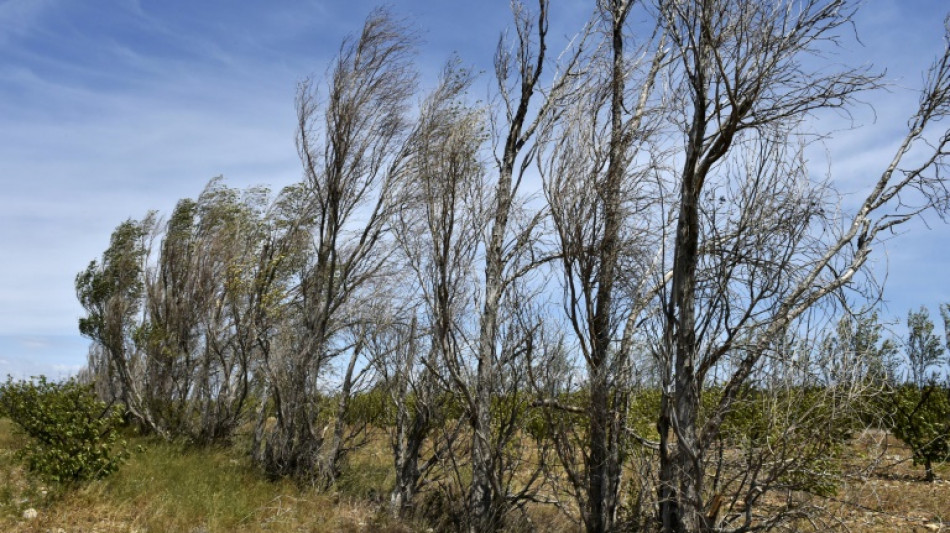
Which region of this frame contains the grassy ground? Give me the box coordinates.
[815,429,950,532]
[0,418,411,532]
[1,418,947,532]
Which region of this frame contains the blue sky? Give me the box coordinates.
[1,0,948,378]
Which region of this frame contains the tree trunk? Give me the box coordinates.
[471,267,503,532]
[659,72,708,528]
[391,411,426,516]
[587,365,615,533]
[319,342,361,489]
[584,5,629,531]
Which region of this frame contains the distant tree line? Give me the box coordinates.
[72,2,950,532]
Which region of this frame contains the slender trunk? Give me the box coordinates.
[390,320,428,517]
[585,6,628,532]
[470,3,547,527]
[391,408,428,516]
[471,49,525,531]
[587,366,612,533]
[471,111,519,531]
[251,383,270,464]
[658,188,708,531]
[471,243,505,532]
[390,414,412,514]
[320,342,361,488]
[659,75,707,530]
[658,391,677,532]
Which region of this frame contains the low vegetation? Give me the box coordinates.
[0,417,406,532]
[1,416,948,532]
[0,377,127,484]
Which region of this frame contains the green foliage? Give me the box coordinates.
[75,217,152,344]
[0,376,127,484]
[906,307,945,387]
[885,305,950,480]
[888,384,950,481]
[626,388,662,442]
[824,312,899,385]
[713,386,856,496]
[344,387,394,426]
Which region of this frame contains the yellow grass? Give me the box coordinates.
[1,417,947,532]
[0,418,412,532]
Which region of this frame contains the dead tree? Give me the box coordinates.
[464,1,589,529]
[391,61,486,519]
[648,1,950,530]
[539,0,669,530]
[541,1,950,530]
[255,8,417,484]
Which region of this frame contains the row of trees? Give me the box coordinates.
[76,1,950,532]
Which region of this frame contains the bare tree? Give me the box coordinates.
[424,1,598,528]
[537,0,950,530]
[389,61,486,519]
[462,1,596,528]
[538,0,668,530]
[645,1,950,530]
[254,8,418,485]
[367,314,439,517]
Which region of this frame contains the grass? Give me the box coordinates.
[1,417,948,532]
[813,429,950,532]
[0,418,410,532]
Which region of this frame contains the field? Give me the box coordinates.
[0,418,947,532]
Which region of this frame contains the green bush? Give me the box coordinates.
[712,386,854,497]
[887,384,950,481]
[0,376,127,484]
[344,387,395,426]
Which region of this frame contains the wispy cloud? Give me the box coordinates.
[0,0,57,44]
[19,338,51,350]
[0,335,89,379]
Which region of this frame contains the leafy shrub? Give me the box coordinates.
[0,376,128,484]
[345,387,395,426]
[712,386,855,497]
[887,384,950,481]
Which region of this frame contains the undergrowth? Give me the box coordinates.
[0,419,412,532]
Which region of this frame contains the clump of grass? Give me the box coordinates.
[97,439,289,530]
[76,437,386,532]
[336,432,394,502]
[0,418,50,522]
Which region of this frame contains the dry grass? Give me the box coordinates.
[811,430,950,532]
[0,418,411,532]
[1,418,947,532]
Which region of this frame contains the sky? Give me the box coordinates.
[1,0,949,379]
